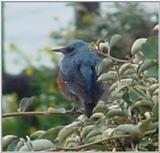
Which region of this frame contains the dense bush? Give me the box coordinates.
[2,25,158,151]
[3,2,158,139]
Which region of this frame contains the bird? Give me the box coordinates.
[52,39,104,117]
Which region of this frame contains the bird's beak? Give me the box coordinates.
[52,47,66,53]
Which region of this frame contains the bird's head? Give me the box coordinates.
[52,39,88,55]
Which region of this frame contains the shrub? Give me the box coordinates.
[2,25,158,151]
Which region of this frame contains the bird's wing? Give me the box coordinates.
[79,64,94,101]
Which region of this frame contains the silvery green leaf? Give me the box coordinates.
[110,34,122,48]
[131,38,147,55]
[2,135,17,149]
[19,139,54,151]
[30,130,46,140]
[19,97,35,112]
[114,124,141,136]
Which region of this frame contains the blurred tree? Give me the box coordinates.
[74,2,100,29]
[49,2,158,58]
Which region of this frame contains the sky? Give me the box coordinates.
[4,2,74,74]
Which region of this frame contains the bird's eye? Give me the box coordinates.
[67,46,75,52]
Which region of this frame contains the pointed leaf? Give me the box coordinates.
[91,112,105,120]
[110,34,122,48]
[7,139,19,151]
[81,125,95,138]
[141,36,158,59]
[97,72,117,82]
[30,130,46,140]
[19,139,54,151]
[137,59,157,76]
[47,107,66,114]
[19,97,35,112]
[106,109,128,118]
[96,58,114,75]
[58,126,77,142]
[114,124,141,136]
[39,126,63,142]
[138,119,155,132]
[131,38,147,55]
[2,135,17,149]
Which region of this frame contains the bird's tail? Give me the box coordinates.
[83,101,96,118]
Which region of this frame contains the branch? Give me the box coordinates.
[97,51,132,63]
[48,134,131,151]
[46,130,156,151]
[2,110,82,118]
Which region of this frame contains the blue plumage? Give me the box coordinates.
[53,39,104,117]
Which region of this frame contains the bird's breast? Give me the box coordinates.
[60,59,78,82]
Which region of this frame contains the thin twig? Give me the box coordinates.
[115,66,121,82]
[97,51,132,63]
[47,134,131,151]
[2,110,82,118]
[46,130,156,151]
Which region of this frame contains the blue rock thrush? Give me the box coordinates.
[52,39,104,117]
